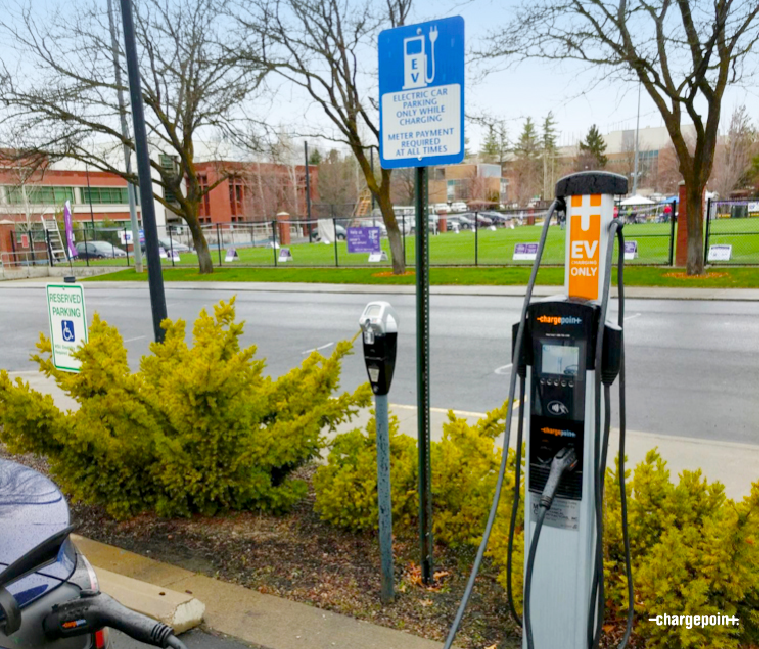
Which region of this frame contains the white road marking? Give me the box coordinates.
[123,335,147,343]
[494,363,513,374]
[302,342,334,355]
[624,313,642,321]
[390,403,520,417]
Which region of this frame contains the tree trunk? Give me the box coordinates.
[375,182,406,274]
[685,182,705,275]
[185,216,214,274]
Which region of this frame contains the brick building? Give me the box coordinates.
[193,160,319,225]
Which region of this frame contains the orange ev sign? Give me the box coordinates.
[568,194,602,300]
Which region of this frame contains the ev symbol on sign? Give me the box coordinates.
[61,320,75,343]
[403,26,437,89]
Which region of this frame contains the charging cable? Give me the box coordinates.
[523,447,578,649]
[43,590,188,649]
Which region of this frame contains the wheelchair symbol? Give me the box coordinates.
[61,320,75,343]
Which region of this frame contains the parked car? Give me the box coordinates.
[448,214,474,230]
[432,203,450,214]
[141,237,192,254]
[471,214,493,228]
[75,240,127,259]
[450,202,468,213]
[311,224,346,241]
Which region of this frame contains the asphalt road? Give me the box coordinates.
[1,284,758,444]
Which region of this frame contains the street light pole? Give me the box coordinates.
[107,0,143,273]
[119,0,167,342]
[632,82,642,195]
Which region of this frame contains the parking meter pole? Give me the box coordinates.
[375,392,395,603]
[415,165,433,585]
[119,0,168,343]
[360,301,400,603]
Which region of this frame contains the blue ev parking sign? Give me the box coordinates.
[378,17,465,169]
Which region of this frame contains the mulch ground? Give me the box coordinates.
[1,447,521,649]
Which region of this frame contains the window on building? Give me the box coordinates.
[80,187,130,204]
[197,174,211,223]
[229,176,244,221]
[6,185,75,205]
[159,154,180,204]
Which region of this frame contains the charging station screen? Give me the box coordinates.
[541,344,579,376]
[365,305,382,318]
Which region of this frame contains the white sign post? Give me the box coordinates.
[46,283,88,372]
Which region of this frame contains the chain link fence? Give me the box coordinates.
[705,199,759,265]
[16,197,759,270]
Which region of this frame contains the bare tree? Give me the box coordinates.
[0,0,265,273]
[235,0,412,274]
[711,104,756,197]
[390,167,416,206]
[486,0,759,274]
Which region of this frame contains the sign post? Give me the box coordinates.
[379,16,464,585]
[46,283,88,372]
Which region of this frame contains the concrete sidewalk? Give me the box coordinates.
[10,370,758,500]
[4,277,759,301]
[73,535,446,649]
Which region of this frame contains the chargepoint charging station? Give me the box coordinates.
[444,172,634,649]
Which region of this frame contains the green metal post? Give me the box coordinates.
[415,165,433,585]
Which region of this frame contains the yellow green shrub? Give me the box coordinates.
[0,299,371,518]
[313,405,520,547]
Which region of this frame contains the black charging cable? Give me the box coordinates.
[442,200,562,649]
[506,374,526,627]
[587,223,634,649]
[523,447,578,649]
[43,590,188,649]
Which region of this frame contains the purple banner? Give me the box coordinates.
[63,200,77,259]
[347,227,381,253]
[624,241,637,255]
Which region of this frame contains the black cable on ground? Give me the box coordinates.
[615,226,635,649]
[523,506,546,649]
[442,200,562,649]
[589,220,621,649]
[506,375,526,627]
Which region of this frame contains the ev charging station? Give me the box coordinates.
[359,302,400,604]
[444,172,633,649]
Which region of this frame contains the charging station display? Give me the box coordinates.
[541,344,579,376]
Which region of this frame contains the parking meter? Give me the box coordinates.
[359,302,399,396]
[359,301,399,603]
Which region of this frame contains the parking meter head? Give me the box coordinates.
[359,302,399,396]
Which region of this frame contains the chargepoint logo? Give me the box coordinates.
[536,315,583,326]
[541,427,576,439]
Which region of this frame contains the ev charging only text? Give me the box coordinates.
[570,240,599,277]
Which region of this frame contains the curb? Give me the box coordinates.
[95,568,205,634]
[4,279,759,301]
[72,535,205,634]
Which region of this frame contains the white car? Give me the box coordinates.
[432,203,450,214]
[450,202,468,213]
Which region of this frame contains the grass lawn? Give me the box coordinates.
[86,264,759,288]
[73,218,759,273]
